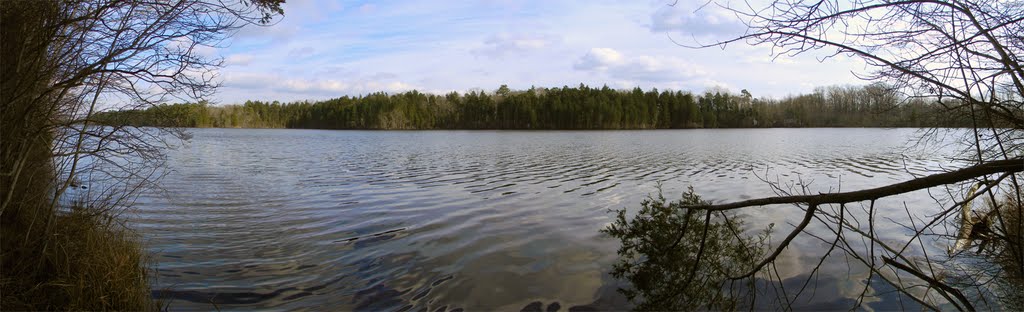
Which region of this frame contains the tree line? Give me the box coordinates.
[97,83,971,130]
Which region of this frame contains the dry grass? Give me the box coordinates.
[993,193,1024,309]
[1,3,156,309]
[1,203,154,311]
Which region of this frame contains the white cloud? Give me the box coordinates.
[573,48,623,71]
[472,33,560,58]
[208,1,867,103]
[743,54,798,65]
[574,48,707,82]
[224,54,254,66]
[648,3,745,37]
[288,46,316,58]
[221,72,271,90]
[234,23,300,44]
[223,72,417,99]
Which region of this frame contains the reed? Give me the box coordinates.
[993,193,1024,309]
[1,200,155,311]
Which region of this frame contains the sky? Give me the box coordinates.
[208,0,871,104]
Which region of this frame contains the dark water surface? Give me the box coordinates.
[131,128,960,311]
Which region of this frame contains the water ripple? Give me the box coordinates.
[131,128,960,311]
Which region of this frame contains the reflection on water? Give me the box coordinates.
[601,188,768,311]
[130,128,957,310]
[599,187,934,311]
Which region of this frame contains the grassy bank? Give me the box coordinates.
[1,202,154,310]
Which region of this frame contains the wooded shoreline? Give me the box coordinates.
[97,84,974,130]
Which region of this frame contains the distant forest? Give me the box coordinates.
[96,84,972,129]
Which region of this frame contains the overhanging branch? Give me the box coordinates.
[687,158,1024,211]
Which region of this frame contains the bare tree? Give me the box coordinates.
[642,0,1024,310]
[3,0,283,222]
[1,0,282,308]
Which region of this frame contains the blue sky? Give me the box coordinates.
[210,0,869,104]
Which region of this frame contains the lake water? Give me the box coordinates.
[130,128,967,311]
